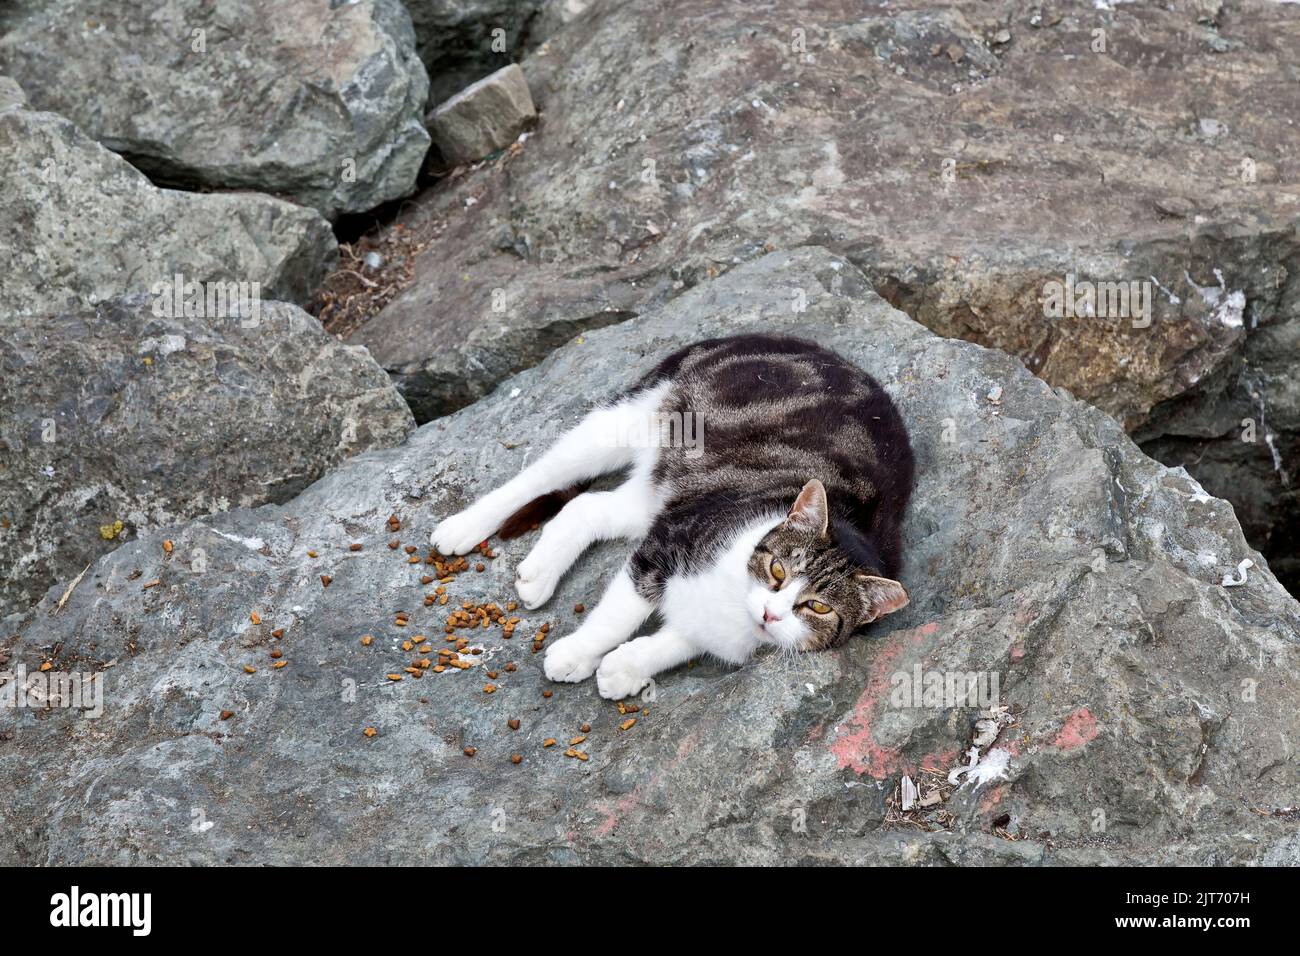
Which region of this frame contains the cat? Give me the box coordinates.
[431,333,916,700]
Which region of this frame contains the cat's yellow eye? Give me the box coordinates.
[770,559,786,582]
[806,600,831,614]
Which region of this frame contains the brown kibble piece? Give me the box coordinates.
[388,540,400,550]
[483,684,497,694]
[361,635,373,646]
[620,718,637,731]
[570,735,587,745]
[508,718,520,730]
[162,540,174,554]
[386,673,403,681]
[463,746,476,757]
[504,663,517,673]
[511,754,522,764]
[270,648,282,659]
[574,603,585,614]
[543,738,557,748]
[542,690,553,698]
[580,723,591,733]
[250,611,261,625]
[243,665,256,674]
[272,660,287,669]
[271,628,285,639]
[349,543,363,552]
[307,550,318,558]
[476,563,485,572]
[320,575,332,587]
[219,710,234,721]
[363,727,377,737]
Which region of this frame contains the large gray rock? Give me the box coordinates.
[0,0,431,219]
[2,249,1296,865]
[345,0,1300,586]
[0,77,337,313]
[0,297,415,617]
[426,63,536,165]
[402,0,547,106]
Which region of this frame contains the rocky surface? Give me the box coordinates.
[0,0,431,219]
[343,0,1300,585]
[0,297,414,617]
[3,249,1296,865]
[403,0,547,106]
[427,63,536,165]
[0,77,337,314]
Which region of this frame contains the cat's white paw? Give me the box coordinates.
[431,506,494,556]
[543,635,601,683]
[596,646,651,701]
[514,551,559,609]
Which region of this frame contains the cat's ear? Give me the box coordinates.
[786,479,829,536]
[856,574,909,624]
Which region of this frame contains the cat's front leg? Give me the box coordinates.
[543,570,653,683]
[595,628,696,700]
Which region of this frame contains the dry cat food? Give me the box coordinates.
[219,710,234,721]
[511,754,522,764]
[249,611,261,625]
[619,718,637,731]
[508,718,520,730]
[363,727,377,738]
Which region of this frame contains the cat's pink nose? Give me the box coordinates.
[764,609,780,624]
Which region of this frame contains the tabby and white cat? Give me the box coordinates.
[432,334,915,700]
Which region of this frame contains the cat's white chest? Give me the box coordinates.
[659,513,782,665]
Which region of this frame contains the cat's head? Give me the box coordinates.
[745,479,909,651]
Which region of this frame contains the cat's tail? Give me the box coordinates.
[496,482,591,539]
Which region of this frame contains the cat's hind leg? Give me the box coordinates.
[432,383,668,555]
[543,570,654,683]
[514,467,656,609]
[595,628,696,700]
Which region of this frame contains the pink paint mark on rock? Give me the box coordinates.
[1053,707,1099,751]
[977,784,1006,815]
[1009,641,1026,661]
[830,622,936,778]
[921,748,959,772]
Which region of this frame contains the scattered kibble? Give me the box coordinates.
[363,727,377,738]
[620,718,637,731]
[361,635,373,646]
[580,723,591,733]
[463,746,476,757]
[543,738,557,748]
[574,603,585,614]
[243,665,256,674]
[508,718,520,731]
[162,540,174,554]
[219,710,234,721]
[272,660,287,670]
[320,575,332,587]
[511,754,523,764]
[542,690,553,699]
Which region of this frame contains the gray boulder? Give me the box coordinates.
[2,249,1295,865]
[427,63,536,165]
[0,77,337,313]
[0,297,415,617]
[0,0,431,219]
[345,0,1300,588]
